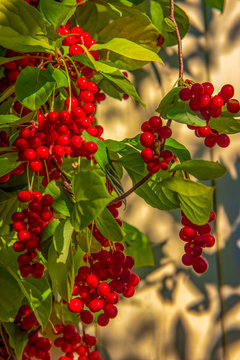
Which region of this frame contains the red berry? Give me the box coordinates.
[197,126,211,137]
[88,298,103,312]
[97,313,109,327]
[68,298,82,313]
[41,194,54,207]
[202,82,214,96]
[32,263,44,279]
[192,256,208,274]
[86,274,99,288]
[182,253,194,266]
[69,45,84,56]
[179,87,191,101]
[149,116,162,131]
[204,135,217,148]
[210,95,224,108]
[158,126,172,139]
[23,148,36,161]
[216,134,230,148]
[80,310,94,324]
[85,141,98,154]
[227,99,240,113]
[29,160,42,172]
[97,282,110,297]
[220,84,234,101]
[18,191,31,203]
[36,146,49,159]
[140,132,154,147]
[191,83,204,96]
[199,94,210,109]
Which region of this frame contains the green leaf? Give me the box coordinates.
[119,149,179,210]
[72,54,144,104]
[99,71,145,105]
[40,219,60,257]
[167,104,206,127]
[53,219,73,263]
[83,131,109,171]
[2,322,28,359]
[122,221,155,267]
[0,190,18,227]
[45,181,74,217]
[15,67,56,111]
[40,0,76,30]
[0,114,19,124]
[162,17,176,32]
[151,0,190,47]
[0,85,15,103]
[47,65,68,88]
[156,87,184,118]
[71,170,112,230]
[91,38,163,63]
[161,178,214,225]
[0,0,56,53]
[6,268,52,329]
[0,98,14,115]
[0,152,20,178]
[164,138,191,162]
[203,0,225,12]
[96,208,125,243]
[47,242,74,301]
[208,113,240,134]
[75,228,102,253]
[0,267,23,322]
[75,2,99,36]
[170,160,226,180]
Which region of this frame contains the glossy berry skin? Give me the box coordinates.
[68,298,82,313]
[85,142,98,154]
[88,299,104,313]
[202,82,214,96]
[140,132,154,147]
[227,99,240,113]
[141,148,154,163]
[216,134,230,148]
[149,116,162,131]
[192,257,208,274]
[179,87,191,101]
[18,191,31,203]
[220,84,234,101]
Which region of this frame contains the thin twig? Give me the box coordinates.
[50,157,74,199]
[169,0,184,79]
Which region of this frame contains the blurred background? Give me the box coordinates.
[93,0,240,359]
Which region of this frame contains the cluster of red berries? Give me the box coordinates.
[58,24,100,80]
[140,116,174,174]
[180,211,216,273]
[68,243,139,327]
[23,331,51,360]
[53,324,102,360]
[15,305,39,331]
[12,190,54,278]
[179,82,238,148]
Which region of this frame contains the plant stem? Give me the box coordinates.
[50,158,74,199]
[169,0,184,79]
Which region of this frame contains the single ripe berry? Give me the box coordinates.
[85,142,98,154]
[179,87,191,101]
[41,194,54,207]
[36,146,49,159]
[97,282,110,297]
[140,132,154,147]
[86,274,99,288]
[227,99,240,113]
[202,82,214,96]
[141,148,154,163]
[18,191,31,203]
[97,313,109,327]
[199,94,210,109]
[192,256,208,274]
[23,148,36,161]
[149,116,162,131]
[68,298,82,313]
[88,298,103,312]
[158,126,172,139]
[197,126,211,137]
[76,77,88,90]
[81,310,94,324]
[216,134,230,148]
[220,84,234,101]
[191,83,204,96]
[210,95,224,108]
[182,253,193,266]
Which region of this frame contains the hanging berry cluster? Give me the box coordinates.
[140,116,174,174]
[180,211,216,273]
[179,82,240,148]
